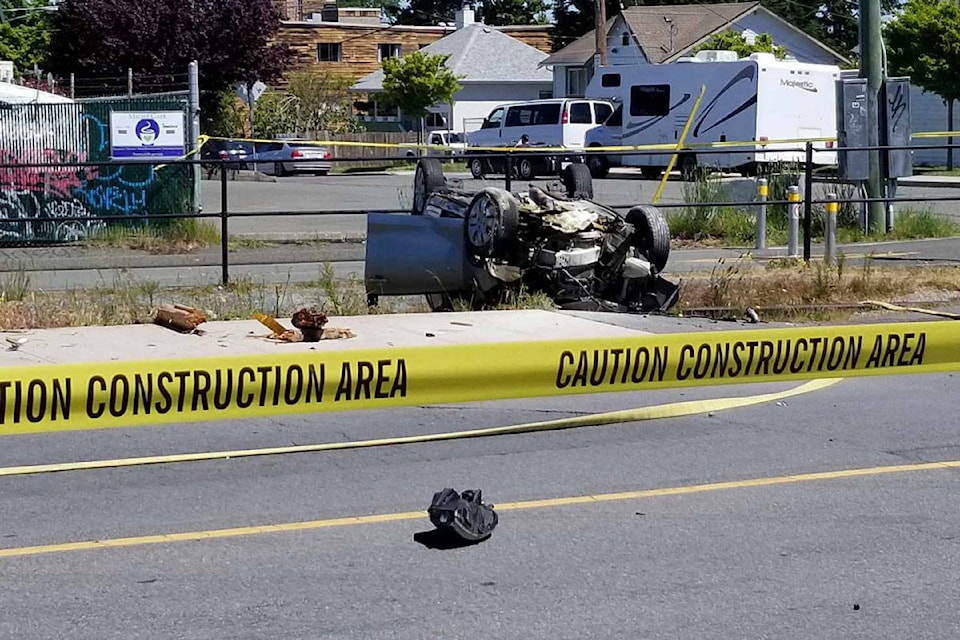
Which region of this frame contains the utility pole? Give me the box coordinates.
[188,61,201,214]
[594,0,608,68]
[859,0,886,233]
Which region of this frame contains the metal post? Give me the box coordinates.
[802,141,814,262]
[188,61,201,215]
[127,68,133,97]
[787,186,800,258]
[504,154,512,192]
[859,0,886,233]
[755,177,767,250]
[69,72,75,100]
[825,192,838,266]
[220,161,229,285]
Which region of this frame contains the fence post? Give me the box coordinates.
[127,68,133,98]
[802,141,814,262]
[825,192,838,266]
[220,162,229,285]
[787,185,801,258]
[504,153,512,192]
[755,177,768,250]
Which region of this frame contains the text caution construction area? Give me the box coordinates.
[1,321,957,435]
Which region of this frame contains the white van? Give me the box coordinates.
[467,98,614,179]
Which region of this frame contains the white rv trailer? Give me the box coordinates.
[584,52,840,177]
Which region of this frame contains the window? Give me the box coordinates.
[482,108,504,129]
[566,67,587,97]
[505,103,561,127]
[430,133,444,145]
[425,112,446,128]
[317,43,342,62]
[378,43,402,61]
[601,73,621,88]
[594,102,613,124]
[569,102,592,124]
[621,33,630,46]
[630,84,671,117]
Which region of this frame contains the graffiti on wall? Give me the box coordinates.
[0,109,181,243]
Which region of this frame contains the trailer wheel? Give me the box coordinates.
[679,154,699,181]
[586,147,610,179]
[626,205,671,273]
[412,158,445,215]
[470,157,485,179]
[561,163,594,199]
[465,187,519,259]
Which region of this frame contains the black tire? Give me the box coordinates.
[517,157,536,181]
[470,157,485,179]
[679,154,698,181]
[412,158,445,215]
[626,205,671,273]
[465,187,519,259]
[425,293,454,312]
[560,163,594,199]
[640,166,661,180]
[274,161,288,177]
[586,149,610,179]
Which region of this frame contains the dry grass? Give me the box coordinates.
[678,255,960,321]
[85,219,221,254]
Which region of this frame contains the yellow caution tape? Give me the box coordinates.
[0,321,956,435]
[654,85,706,204]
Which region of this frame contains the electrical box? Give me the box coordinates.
[836,78,870,180]
[884,77,912,178]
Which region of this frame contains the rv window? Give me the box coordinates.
[482,108,504,129]
[569,102,592,124]
[594,103,613,124]
[601,74,621,88]
[629,84,671,117]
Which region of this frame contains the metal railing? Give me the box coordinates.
[1,139,959,285]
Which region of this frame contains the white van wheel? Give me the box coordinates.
[470,157,485,179]
[518,158,536,180]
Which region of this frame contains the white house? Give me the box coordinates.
[351,8,552,135]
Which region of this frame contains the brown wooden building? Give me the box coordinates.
[275,15,553,84]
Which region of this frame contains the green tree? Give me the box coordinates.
[253,71,362,138]
[0,0,52,75]
[380,51,461,137]
[552,0,621,52]
[693,30,787,59]
[885,0,960,105]
[386,0,545,25]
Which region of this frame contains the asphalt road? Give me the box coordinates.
[0,367,958,638]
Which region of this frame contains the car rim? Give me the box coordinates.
[467,195,497,249]
[472,159,482,176]
[414,167,425,212]
[521,159,531,177]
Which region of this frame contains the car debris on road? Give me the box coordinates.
[428,488,498,542]
[255,309,356,342]
[366,158,680,314]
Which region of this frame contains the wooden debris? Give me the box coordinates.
[153,304,207,333]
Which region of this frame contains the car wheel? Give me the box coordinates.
[587,151,610,179]
[315,170,329,177]
[470,157,485,179]
[465,187,519,259]
[640,166,661,180]
[560,163,594,199]
[412,158,445,215]
[517,157,536,181]
[274,162,288,178]
[625,205,671,273]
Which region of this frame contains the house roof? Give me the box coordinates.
[540,2,848,67]
[351,22,552,92]
[0,83,74,105]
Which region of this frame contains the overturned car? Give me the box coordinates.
[365,158,679,313]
